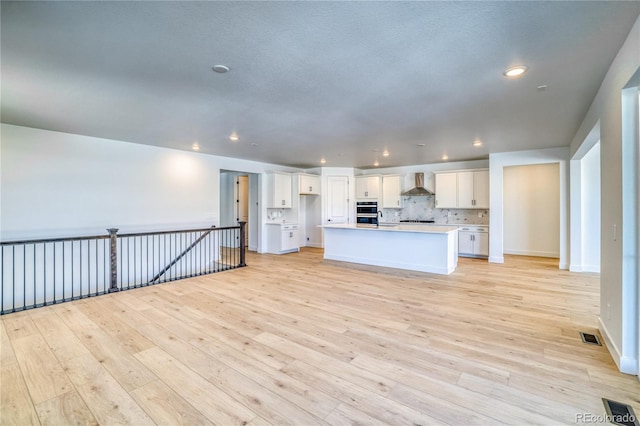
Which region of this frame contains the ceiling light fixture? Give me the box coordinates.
[229,133,239,141]
[473,140,483,147]
[191,143,200,151]
[212,65,230,73]
[442,154,449,160]
[382,150,389,157]
[320,158,326,164]
[374,161,379,167]
[503,65,528,77]
[251,142,259,147]
[416,143,426,147]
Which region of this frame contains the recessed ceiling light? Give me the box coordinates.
[320,158,326,164]
[251,142,259,147]
[191,143,200,151]
[503,65,528,77]
[473,140,483,147]
[374,161,379,167]
[442,154,449,160]
[229,133,239,141]
[212,65,230,73]
[537,85,547,91]
[382,150,389,157]
[416,143,426,147]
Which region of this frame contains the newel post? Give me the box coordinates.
[238,221,246,267]
[107,228,119,292]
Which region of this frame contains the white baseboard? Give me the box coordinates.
[583,264,600,273]
[599,317,638,375]
[559,263,569,270]
[304,243,323,248]
[503,249,560,258]
[488,256,504,263]
[569,264,600,273]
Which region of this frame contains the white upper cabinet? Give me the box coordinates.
[473,170,490,208]
[435,169,489,209]
[434,173,458,208]
[381,175,402,208]
[298,174,320,195]
[457,172,475,208]
[267,172,292,208]
[355,175,380,199]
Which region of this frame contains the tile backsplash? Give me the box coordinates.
[381,196,489,225]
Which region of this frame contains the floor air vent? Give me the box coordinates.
[602,398,638,426]
[580,331,602,346]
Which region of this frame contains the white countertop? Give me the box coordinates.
[322,223,459,234]
[379,222,489,228]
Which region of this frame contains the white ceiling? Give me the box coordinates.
[2,1,638,169]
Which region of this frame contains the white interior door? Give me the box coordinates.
[326,176,349,224]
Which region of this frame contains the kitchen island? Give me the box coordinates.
[322,224,459,275]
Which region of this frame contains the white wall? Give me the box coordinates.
[569,16,640,375]
[581,143,601,272]
[1,124,301,252]
[1,124,220,238]
[503,164,560,258]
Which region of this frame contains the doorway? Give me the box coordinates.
[503,163,560,260]
[220,170,260,251]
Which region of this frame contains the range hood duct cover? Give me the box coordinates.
[401,172,434,196]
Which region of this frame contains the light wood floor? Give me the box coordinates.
[2,248,638,425]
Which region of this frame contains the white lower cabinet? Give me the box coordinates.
[266,223,300,254]
[458,226,489,257]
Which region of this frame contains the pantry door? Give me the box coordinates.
[326,176,349,224]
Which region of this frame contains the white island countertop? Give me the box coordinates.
[322,223,459,233]
[322,223,459,275]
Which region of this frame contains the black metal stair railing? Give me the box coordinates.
[0,222,246,315]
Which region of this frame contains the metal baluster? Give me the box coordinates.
[53,243,56,304]
[44,243,47,306]
[12,245,15,311]
[71,241,74,300]
[95,239,98,295]
[134,236,137,287]
[23,245,26,309]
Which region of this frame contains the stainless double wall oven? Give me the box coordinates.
[356,201,379,226]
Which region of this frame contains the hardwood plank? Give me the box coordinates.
[30,310,90,362]
[0,360,40,425]
[134,346,257,425]
[11,334,73,404]
[0,321,16,364]
[35,391,98,426]
[130,380,213,426]
[63,354,154,425]
[2,311,40,340]
[282,359,441,426]
[57,305,157,392]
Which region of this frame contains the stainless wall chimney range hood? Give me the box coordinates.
[401,172,434,196]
